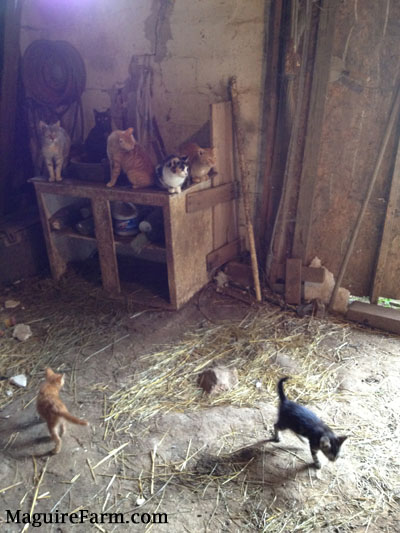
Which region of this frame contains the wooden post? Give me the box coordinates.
[91,198,120,294]
[229,77,262,302]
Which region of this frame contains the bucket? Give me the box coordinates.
[110,202,140,236]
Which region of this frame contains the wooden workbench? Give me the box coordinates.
[30,102,240,309]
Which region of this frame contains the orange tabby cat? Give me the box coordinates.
[106,128,155,188]
[36,368,88,454]
[179,142,216,183]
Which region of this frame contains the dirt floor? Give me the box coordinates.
[0,274,400,532]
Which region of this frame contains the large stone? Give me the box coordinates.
[12,324,32,342]
[198,366,238,395]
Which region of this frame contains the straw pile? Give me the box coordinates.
[104,308,349,435]
[101,307,399,532]
[1,275,399,531]
[0,274,128,408]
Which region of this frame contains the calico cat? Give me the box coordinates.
[106,128,155,189]
[156,155,189,194]
[84,109,112,163]
[179,142,216,183]
[39,121,71,182]
[36,368,88,454]
[273,377,347,469]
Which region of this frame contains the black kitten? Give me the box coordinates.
[84,109,112,163]
[273,377,347,469]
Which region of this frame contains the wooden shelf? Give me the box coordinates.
[53,227,96,242]
[32,177,214,309]
[30,101,240,309]
[114,236,166,263]
[52,226,167,263]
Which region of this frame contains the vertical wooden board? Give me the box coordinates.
[292,0,339,262]
[285,258,302,304]
[306,0,400,297]
[164,192,213,309]
[36,191,67,280]
[91,198,120,294]
[211,102,238,250]
[257,0,284,263]
[371,137,400,302]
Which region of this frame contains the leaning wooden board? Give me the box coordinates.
[209,102,240,270]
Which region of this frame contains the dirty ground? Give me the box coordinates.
[0,274,399,532]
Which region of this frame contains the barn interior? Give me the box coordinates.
[1,1,400,531]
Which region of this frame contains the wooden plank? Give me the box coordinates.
[292,0,339,262]
[266,0,316,279]
[186,183,236,213]
[347,301,400,335]
[35,191,67,280]
[257,0,284,265]
[163,192,213,309]
[91,198,120,294]
[206,239,241,272]
[211,102,238,248]
[285,258,302,304]
[274,263,325,283]
[370,135,400,303]
[29,177,170,206]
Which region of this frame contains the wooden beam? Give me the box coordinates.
[292,0,339,261]
[186,182,236,213]
[285,258,302,304]
[347,301,400,335]
[370,134,400,303]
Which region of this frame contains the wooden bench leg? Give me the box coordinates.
[91,198,120,294]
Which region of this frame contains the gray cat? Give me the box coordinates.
[39,121,71,182]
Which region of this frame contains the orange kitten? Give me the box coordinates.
[36,368,88,454]
[179,142,216,183]
[106,128,155,188]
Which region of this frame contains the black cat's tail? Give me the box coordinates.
[277,377,290,402]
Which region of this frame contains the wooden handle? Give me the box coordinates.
[229,77,262,302]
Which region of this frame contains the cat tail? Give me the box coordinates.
[277,377,290,402]
[59,411,88,425]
